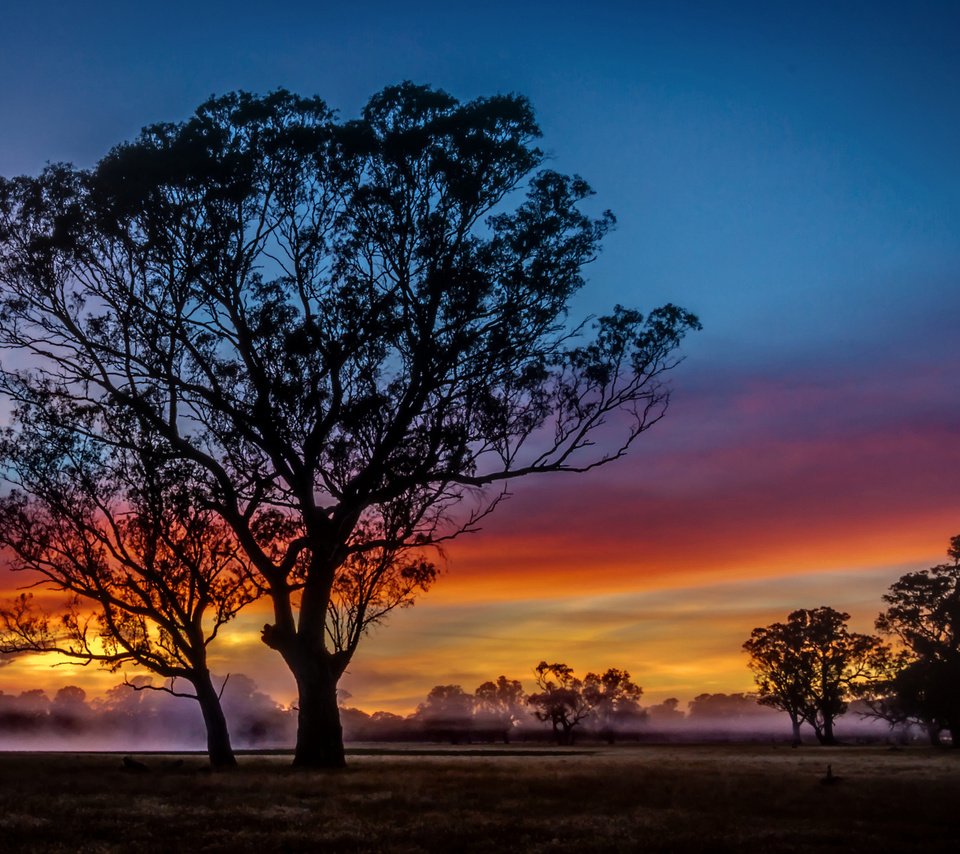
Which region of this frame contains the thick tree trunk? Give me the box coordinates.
[193,673,237,769]
[264,551,349,768]
[293,657,346,768]
[820,715,837,746]
[790,717,802,747]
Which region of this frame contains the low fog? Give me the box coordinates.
[0,680,903,751]
[0,675,294,752]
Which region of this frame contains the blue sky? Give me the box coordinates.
[3,2,958,359]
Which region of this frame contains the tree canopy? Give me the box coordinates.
[872,535,960,744]
[0,83,699,766]
[582,667,644,742]
[526,662,644,744]
[474,675,527,735]
[0,407,255,766]
[743,607,881,745]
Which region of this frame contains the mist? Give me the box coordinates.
[0,675,295,752]
[0,680,903,751]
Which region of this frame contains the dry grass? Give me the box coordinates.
[0,744,958,852]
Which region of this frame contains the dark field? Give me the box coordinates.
[1,745,958,852]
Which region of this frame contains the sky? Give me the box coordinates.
[1,1,958,714]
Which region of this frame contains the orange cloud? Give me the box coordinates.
[2,356,958,716]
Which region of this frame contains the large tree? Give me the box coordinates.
[873,535,960,745]
[0,83,699,767]
[0,406,255,767]
[744,607,880,745]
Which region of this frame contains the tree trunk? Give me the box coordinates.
[948,723,960,748]
[293,656,346,768]
[193,673,237,769]
[790,717,802,747]
[267,555,349,769]
[820,715,837,746]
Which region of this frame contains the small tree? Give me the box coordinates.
[874,535,960,745]
[528,662,593,745]
[414,685,475,741]
[646,697,685,725]
[0,411,256,767]
[687,692,772,722]
[474,676,526,740]
[583,668,644,742]
[744,607,880,745]
[49,686,91,734]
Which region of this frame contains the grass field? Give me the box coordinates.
[0,744,958,852]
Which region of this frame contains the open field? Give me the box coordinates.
[0,744,958,852]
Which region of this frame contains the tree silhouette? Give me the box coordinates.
[528,662,594,744]
[474,675,527,740]
[583,667,644,742]
[0,408,256,767]
[744,607,880,745]
[0,688,51,733]
[743,618,811,745]
[873,535,960,745]
[686,692,771,722]
[0,83,699,766]
[853,645,941,743]
[49,686,91,734]
[413,684,475,741]
[646,697,685,725]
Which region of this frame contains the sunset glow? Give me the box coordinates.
[2,2,959,724]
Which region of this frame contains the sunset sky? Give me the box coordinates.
[1,1,958,714]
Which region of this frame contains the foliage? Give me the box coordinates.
[0,409,256,766]
[474,675,527,733]
[582,667,644,741]
[0,430,255,680]
[527,662,643,743]
[744,606,881,744]
[871,535,960,743]
[414,685,475,727]
[646,697,685,724]
[528,662,591,744]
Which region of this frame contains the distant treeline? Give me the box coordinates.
[0,667,899,751]
[0,675,290,751]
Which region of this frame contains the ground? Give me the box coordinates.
[0,744,957,852]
